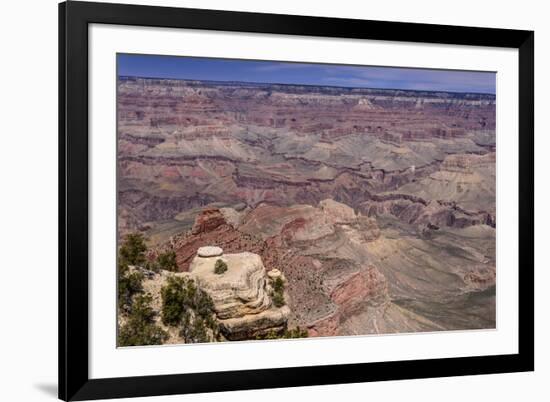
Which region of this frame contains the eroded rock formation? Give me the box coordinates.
[119,77,496,339]
[190,247,290,340]
[117,78,496,239]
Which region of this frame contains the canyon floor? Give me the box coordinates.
[117,77,496,340]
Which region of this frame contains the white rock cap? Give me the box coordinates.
[267,268,282,280]
[197,246,223,258]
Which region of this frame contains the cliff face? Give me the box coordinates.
[128,246,290,343]
[117,77,495,239]
[189,248,290,340]
[160,196,495,338]
[149,204,388,336]
[119,77,496,338]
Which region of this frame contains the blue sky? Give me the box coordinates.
[118,54,496,94]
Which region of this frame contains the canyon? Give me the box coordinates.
[118,77,496,340]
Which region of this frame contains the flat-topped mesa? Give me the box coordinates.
[190,247,290,340]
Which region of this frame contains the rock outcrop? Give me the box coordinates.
[117,78,496,238]
[191,208,226,235]
[154,208,268,272]
[190,247,290,340]
[307,265,389,337]
[360,197,495,229]
[118,77,496,339]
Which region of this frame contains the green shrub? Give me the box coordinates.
[160,275,219,343]
[214,259,228,275]
[118,293,168,346]
[256,330,281,340]
[255,326,308,340]
[194,287,215,318]
[184,316,210,343]
[179,312,193,341]
[144,260,160,273]
[161,276,187,326]
[118,263,144,312]
[273,277,284,293]
[117,233,148,312]
[270,276,285,307]
[272,291,285,307]
[284,326,308,338]
[157,250,178,272]
[119,233,147,267]
[161,276,216,327]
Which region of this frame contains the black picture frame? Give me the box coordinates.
[59,1,534,400]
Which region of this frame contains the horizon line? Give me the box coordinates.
[118,75,497,97]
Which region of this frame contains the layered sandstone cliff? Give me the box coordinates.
[118,77,496,338]
[117,78,496,239]
[190,247,290,340]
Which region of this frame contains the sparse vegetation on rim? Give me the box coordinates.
[119,233,147,267]
[161,275,219,342]
[117,233,147,312]
[118,293,168,347]
[255,326,308,340]
[116,74,496,341]
[214,259,228,274]
[270,276,286,308]
[117,264,144,313]
[157,250,178,272]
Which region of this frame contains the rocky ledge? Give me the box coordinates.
[190,247,290,340]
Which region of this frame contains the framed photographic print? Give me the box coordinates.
[59,1,534,400]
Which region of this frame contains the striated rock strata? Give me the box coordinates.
[117,77,496,238]
[118,77,496,339]
[190,247,290,340]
